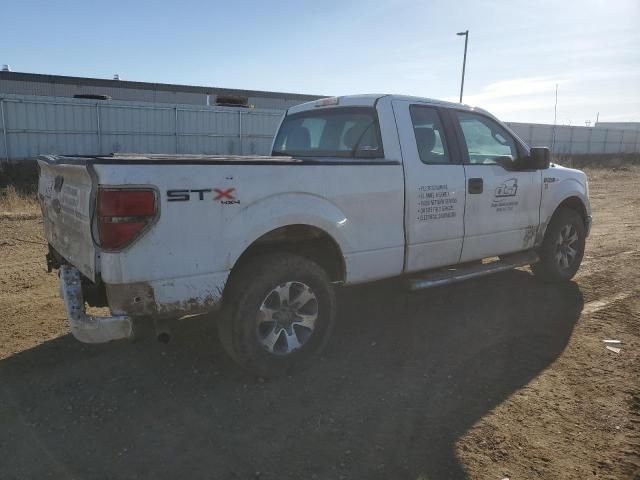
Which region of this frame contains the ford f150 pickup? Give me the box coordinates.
[38,94,592,377]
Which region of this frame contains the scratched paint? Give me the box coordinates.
[522,225,538,249]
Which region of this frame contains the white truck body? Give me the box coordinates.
[38,94,591,347]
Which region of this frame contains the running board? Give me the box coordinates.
[408,251,539,291]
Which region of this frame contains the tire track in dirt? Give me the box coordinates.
[582,290,637,315]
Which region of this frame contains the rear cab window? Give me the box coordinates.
[272,107,384,158]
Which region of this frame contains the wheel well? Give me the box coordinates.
[556,196,587,225]
[230,225,346,284]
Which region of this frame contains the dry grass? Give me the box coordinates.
[582,164,640,182]
[0,185,39,215]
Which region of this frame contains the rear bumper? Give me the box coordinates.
[585,214,592,237]
[60,265,133,343]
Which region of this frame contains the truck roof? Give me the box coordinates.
[288,94,488,115]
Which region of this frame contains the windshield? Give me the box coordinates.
[272,107,383,158]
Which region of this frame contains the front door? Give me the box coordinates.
[451,110,542,262]
[392,100,466,272]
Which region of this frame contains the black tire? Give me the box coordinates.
[218,253,336,378]
[531,208,586,282]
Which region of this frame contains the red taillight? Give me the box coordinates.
[98,190,156,217]
[97,188,157,250]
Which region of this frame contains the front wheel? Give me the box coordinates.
[218,253,336,378]
[531,208,586,282]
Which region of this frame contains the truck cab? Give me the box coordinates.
[274,95,590,271]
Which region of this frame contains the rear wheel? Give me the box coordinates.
[218,253,336,378]
[531,208,586,282]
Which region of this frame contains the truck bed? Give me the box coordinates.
[38,152,406,317]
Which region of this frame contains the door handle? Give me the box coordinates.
[468,178,483,194]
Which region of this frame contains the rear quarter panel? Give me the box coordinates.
[94,162,405,289]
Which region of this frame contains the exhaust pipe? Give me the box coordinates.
[154,318,171,344]
[157,332,170,344]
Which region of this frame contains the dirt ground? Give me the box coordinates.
[1,167,638,480]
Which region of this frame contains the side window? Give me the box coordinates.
[409,105,450,164]
[454,112,518,166]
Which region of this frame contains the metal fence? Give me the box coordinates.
[1,94,639,165]
[507,122,640,155]
[0,94,284,164]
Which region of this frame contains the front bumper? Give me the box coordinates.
[60,265,133,343]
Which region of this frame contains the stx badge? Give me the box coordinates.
[167,188,240,204]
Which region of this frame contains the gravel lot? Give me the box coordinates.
[1,167,638,479]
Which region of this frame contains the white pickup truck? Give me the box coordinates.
[38,94,591,377]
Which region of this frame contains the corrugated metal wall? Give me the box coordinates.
[595,122,640,132]
[0,73,321,109]
[0,94,283,162]
[0,77,206,105]
[507,122,640,155]
[1,94,639,164]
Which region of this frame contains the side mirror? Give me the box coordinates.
[527,147,550,169]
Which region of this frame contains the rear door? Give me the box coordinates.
[449,111,542,262]
[392,100,466,272]
[38,158,97,280]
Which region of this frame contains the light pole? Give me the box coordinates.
[457,30,469,103]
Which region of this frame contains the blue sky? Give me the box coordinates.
[1,0,638,123]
